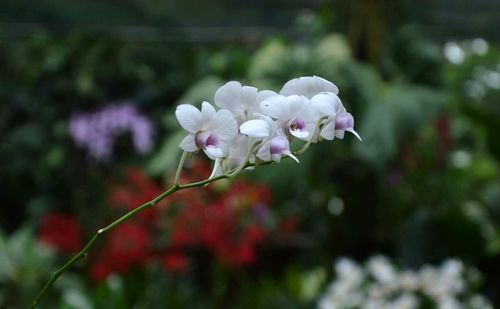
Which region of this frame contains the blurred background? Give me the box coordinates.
[1,0,500,308]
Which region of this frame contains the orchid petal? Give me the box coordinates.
[214,81,258,116]
[335,130,345,139]
[211,109,238,141]
[290,129,309,140]
[256,90,278,103]
[320,121,336,140]
[256,141,271,161]
[214,81,242,111]
[201,101,216,125]
[175,104,202,133]
[287,95,307,115]
[311,93,342,116]
[204,146,224,159]
[240,119,271,138]
[280,76,339,98]
[240,85,259,109]
[260,95,293,120]
[179,134,198,152]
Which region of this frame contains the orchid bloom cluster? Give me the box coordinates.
[175,76,361,173]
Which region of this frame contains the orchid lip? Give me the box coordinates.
[289,118,306,131]
[335,113,354,130]
[270,136,290,155]
[195,131,218,148]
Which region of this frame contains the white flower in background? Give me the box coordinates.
[260,94,320,141]
[280,75,339,98]
[240,115,298,163]
[311,92,361,141]
[214,81,276,122]
[367,255,396,284]
[175,102,237,159]
[317,256,492,309]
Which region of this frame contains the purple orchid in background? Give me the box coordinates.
[69,102,154,161]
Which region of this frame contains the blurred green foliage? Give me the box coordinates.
[1,8,500,308]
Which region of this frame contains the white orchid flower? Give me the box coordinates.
[311,92,362,141]
[174,76,361,169]
[280,75,339,98]
[240,115,298,163]
[175,101,238,159]
[214,81,277,122]
[225,134,255,169]
[260,94,319,141]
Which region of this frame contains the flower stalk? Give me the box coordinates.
[30,156,267,308]
[32,75,361,307]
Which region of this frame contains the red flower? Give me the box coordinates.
[90,222,151,281]
[39,212,83,254]
[90,259,112,282]
[162,251,189,273]
[109,168,166,224]
[106,223,150,271]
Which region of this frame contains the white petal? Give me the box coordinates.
[347,129,363,141]
[214,81,258,116]
[280,76,339,98]
[335,130,345,139]
[240,119,271,138]
[201,101,216,125]
[178,134,198,152]
[319,121,336,140]
[290,129,309,140]
[311,93,342,116]
[204,146,225,159]
[214,81,242,110]
[210,109,238,141]
[256,141,271,161]
[260,95,293,120]
[256,90,278,103]
[312,75,339,94]
[298,98,320,121]
[226,135,250,168]
[287,95,307,116]
[240,85,259,110]
[175,104,202,133]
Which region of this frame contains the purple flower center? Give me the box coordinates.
[270,136,290,155]
[289,118,306,131]
[335,112,354,130]
[205,134,218,146]
[195,131,218,148]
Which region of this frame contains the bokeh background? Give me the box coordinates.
[1,0,500,308]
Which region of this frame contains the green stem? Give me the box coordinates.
[225,141,258,178]
[30,153,283,308]
[30,172,229,308]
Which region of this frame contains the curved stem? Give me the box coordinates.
[174,151,188,186]
[32,145,299,308]
[293,116,326,156]
[30,157,273,308]
[31,174,225,308]
[225,142,258,178]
